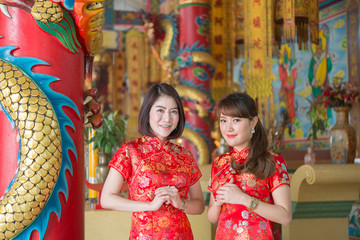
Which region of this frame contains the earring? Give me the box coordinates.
[251,128,255,134]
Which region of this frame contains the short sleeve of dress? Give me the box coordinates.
[189,153,202,186]
[207,156,221,194]
[108,142,132,181]
[270,155,290,192]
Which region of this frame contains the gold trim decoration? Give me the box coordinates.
[175,84,209,118]
[192,51,217,67]
[144,16,176,84]
[159,18,176,84]
[179,0,209,5]
[88,129,98,199]
[175,84,206,102]
[160,19,173,60]
[182,128,210,165]
[149,45,162,85]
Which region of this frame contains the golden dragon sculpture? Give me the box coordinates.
[0,59,61,239]
[0,0,104,237]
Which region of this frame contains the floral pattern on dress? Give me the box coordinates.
[208,147,290,240]
[109,136,202,240]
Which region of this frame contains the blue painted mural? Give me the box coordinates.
[234,1,347,150]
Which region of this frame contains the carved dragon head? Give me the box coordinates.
[0,0,105,55]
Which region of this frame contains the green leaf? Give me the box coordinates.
[86,111,126,154]
[105,143,112,154]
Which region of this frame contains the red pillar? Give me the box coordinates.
[0,6,85,240]
[178,0,215,164]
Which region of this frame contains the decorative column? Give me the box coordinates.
[244,0,274,127]
[88,129,99,201]
[177,0,216,164]
[112,51,126,114]
[346,0,360,158]
[210,0,226,100]
[0,0,104,238]
[125,29,144,140]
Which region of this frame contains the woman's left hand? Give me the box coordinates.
[155,186,184,209]
[215,178,250,205]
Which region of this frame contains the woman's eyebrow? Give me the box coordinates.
[154,105,165,108]
[154,105,178,110]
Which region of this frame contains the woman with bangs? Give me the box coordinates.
[208,93,292,239]
[101,83,205,239]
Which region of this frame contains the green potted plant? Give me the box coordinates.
[88,110,126,155]
[87,111,126,182]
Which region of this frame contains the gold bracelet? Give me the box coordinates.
[180,199,188,211]
[248,197,259,212]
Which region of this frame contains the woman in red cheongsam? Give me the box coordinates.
[208,93,292,240]
[101,83,205,240]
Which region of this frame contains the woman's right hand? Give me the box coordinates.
[213,198,223,207]
[207,192,222,224]
[155,186,183,209]
[149,193,169,211]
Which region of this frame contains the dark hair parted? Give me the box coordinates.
[138,83,185,140]
[217,93,275,179]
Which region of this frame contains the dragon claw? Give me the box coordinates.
[0,4,11,18]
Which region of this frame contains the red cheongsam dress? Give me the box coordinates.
[109,136,202,240]
[208,147,290,240]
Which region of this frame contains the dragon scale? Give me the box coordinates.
[0,59,62,240]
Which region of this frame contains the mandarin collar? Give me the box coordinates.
[144,136,170,151]
[232,146,249,163]
[233,146,249,154]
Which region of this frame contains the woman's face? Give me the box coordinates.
[149,95,179,142]
[219,113,257,152]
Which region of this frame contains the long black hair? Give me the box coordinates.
[217,93,275,179]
